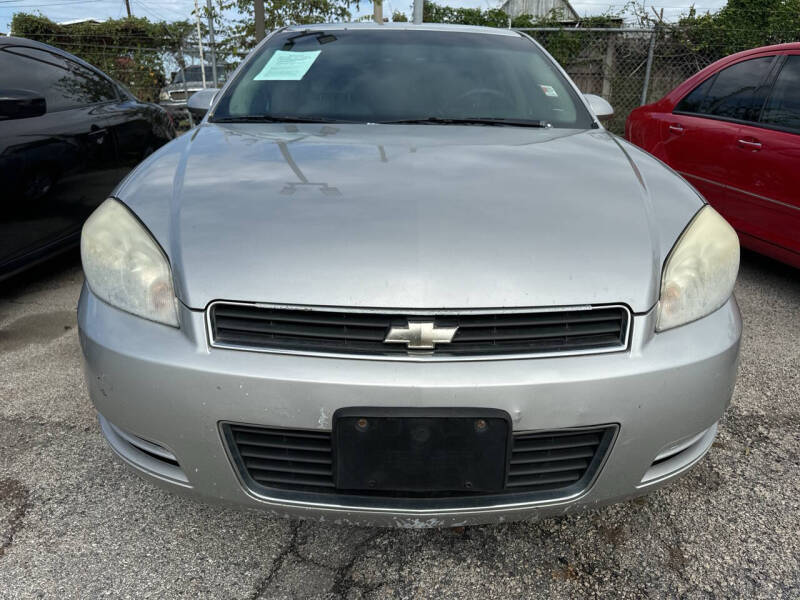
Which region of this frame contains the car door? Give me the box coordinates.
[102,85,159,167]
[726,53,800,263]
[660,56,776,218]
[0,45,121,269]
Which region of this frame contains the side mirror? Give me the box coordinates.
[0,89,46,120]
[583,94,614,121]
[187,88,219,121]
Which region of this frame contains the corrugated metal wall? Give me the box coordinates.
[501,0,578,20]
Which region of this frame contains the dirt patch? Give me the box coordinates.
[0,478,31,558]
[0,310,75,353]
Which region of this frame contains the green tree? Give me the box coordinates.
[11,13,195,100]
[675,0,800,59]
[213,0,356,56]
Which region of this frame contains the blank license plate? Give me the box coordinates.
[333,408,510,493]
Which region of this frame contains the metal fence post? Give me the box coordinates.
[601,31,616,99]
[640,27,657,105]
[193,0,206,88]
[206,0,218,85]
[511,26,722,133]
[178,40,194,127]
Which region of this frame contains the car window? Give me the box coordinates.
[760,55,800,132]
[0,46,117,112]
[675,77,714,114]
[675,56,774,122]
[115,81,138,101]
[212,30,594,129]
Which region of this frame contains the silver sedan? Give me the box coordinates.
[77,23,741,527]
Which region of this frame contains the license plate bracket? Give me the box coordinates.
[333,408,511,493]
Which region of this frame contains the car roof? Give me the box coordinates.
[661,41,800,106]
[283,22,523,38]
[733,41,800,56]
[697,42,800,76]
[0,35,112,77]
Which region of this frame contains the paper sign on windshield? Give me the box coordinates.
[254,50,321,81]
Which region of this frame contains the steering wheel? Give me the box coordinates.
[443,88,516,114]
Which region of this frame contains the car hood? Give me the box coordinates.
[164,82,206,93]
[116,123,703,312]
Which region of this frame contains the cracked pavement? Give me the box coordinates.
[1,249,798,599]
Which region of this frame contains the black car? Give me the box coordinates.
[0,37,175,279]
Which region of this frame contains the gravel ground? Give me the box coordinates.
[1,249,798,599]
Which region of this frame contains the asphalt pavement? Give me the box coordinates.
[1,249,798,599]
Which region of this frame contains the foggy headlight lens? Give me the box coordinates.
[81,198,179,327]
[657,205,739,332]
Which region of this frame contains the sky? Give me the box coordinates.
[0,0,729,37]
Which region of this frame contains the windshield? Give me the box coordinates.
[211,29,593,128]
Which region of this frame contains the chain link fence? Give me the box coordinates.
[518,27,736,134]
[12,24,798,135]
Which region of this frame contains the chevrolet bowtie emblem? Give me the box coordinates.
[384,320,458,350]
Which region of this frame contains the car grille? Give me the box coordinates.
[168,90,188,100]
[228,425,334,490]
[506,429,608,490]
[223,423,615,503]
[208,303,630,359]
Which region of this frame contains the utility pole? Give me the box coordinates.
[373,0,383,23]
[206,0,218,85]
[124,0,132,17]
[194,0,207,88]
[254,0,265,42]
[412,0,423,24]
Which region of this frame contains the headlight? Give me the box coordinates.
[656,205,739,331]
[81,198,179,327]
[159,90,170,101]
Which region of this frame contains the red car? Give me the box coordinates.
[626,43,800,268]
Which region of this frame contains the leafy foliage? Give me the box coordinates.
[212,0,356,56]
[422,3,511,27]
[418,2,624,65]
[10,13,194,101]
[419,1,622,29]
[674,0,800,60]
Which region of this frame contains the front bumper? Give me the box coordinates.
[159,100,190,112]
[78,285,741,527]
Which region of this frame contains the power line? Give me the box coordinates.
[134,0,189,20]
[16,32,185,40]
[19,39,177,51]
[0,0,88,4]
[131,0,168,21]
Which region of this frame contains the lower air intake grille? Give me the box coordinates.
[224,423,615,505]
[506,429,609,490]
[209,303,630,359]
[227,424,334,491]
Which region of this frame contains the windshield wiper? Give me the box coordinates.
[377,117,551,128]
[211,115,350,124]
[212,115,552,127]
